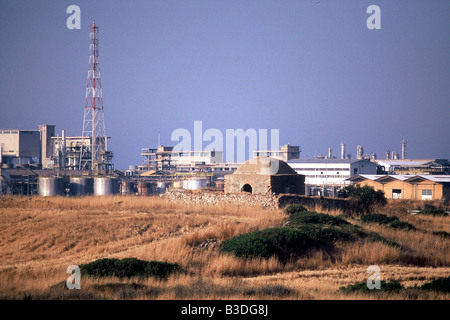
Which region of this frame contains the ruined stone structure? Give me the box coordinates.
[164,189,279,209]
[224,157,305,195]
[164,189,363,213]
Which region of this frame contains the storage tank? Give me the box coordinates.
[70,177,94,196]
[93,177,119,196]
[182,178,207,190]
[38,177,65,196]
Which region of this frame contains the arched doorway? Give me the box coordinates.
[241,183,252,194]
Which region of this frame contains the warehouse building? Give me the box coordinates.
[347,174,450,201]
[287,158,377,196]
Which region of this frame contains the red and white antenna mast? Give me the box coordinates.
[81,20,112,171]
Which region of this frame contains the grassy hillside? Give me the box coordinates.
[0,195,448,300]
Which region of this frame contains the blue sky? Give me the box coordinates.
[1,0,449,169]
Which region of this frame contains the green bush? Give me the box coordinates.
[283,204,308,215]
[295,224,365,243]
[361,213,394,225]
[287,211,394,246]
[388,219,416,231]
[80,258,181,279]
[219,227,320,262]
[420,204,448,217]
[361,213,416,231]
[367,232,400,248]
[337,213,354,220]
[420,276,450,293]
[338,184,387,213]
[299,225,355,244]
[289,211,350,227]
[339,280,403,294]
[432,231,450,239]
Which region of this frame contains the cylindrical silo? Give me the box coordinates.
[93,177,119,196]
[182,178,207,190]
[70,177,94,196]
[38,177,65,197]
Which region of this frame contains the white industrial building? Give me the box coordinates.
[372,159,450,175]
[287,159,377,196]
[0,129,41,166]
[139,145,223,172]
[170,150,223,166]
[253,144,301,162]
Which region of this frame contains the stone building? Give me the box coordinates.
[224,157,304,195]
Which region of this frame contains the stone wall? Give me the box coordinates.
[163,189,279,209]
[164,189,361,213]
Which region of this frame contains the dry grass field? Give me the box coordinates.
[0,195,448,300]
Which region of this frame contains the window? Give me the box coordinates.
[392,189,402,199]
[421,189,432,200]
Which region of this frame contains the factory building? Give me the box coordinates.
[139,145,223,172]
[347,174,450,201]
[0,129,41,166]
[253,144,301,162]
[1,124,113,172]
[372,159,450,175]
[287,159,377,196]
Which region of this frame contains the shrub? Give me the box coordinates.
[388,219,416,231]
[337,213,353,220]
[287,211,389,245]
[283,204,308,215]
[361,213,416,231]
[339,280,403,294]
[420,204,448,217]
[367,232,400,247]
[420,276,450,293]
[219,227,320,262]
[243,284,294,298]
[80,258,181,279]
[432,231,450,239]
[295,224,365,243]
[289,211,350,227]
[361,213,394,225]
[338,184,387,213]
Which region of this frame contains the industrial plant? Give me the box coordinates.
[1,22,449,201]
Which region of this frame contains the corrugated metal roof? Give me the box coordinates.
[374,160,434,166]
[416,175,450,183]
[347,174,450,183]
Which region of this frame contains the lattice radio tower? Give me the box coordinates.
[81,21,113,171]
